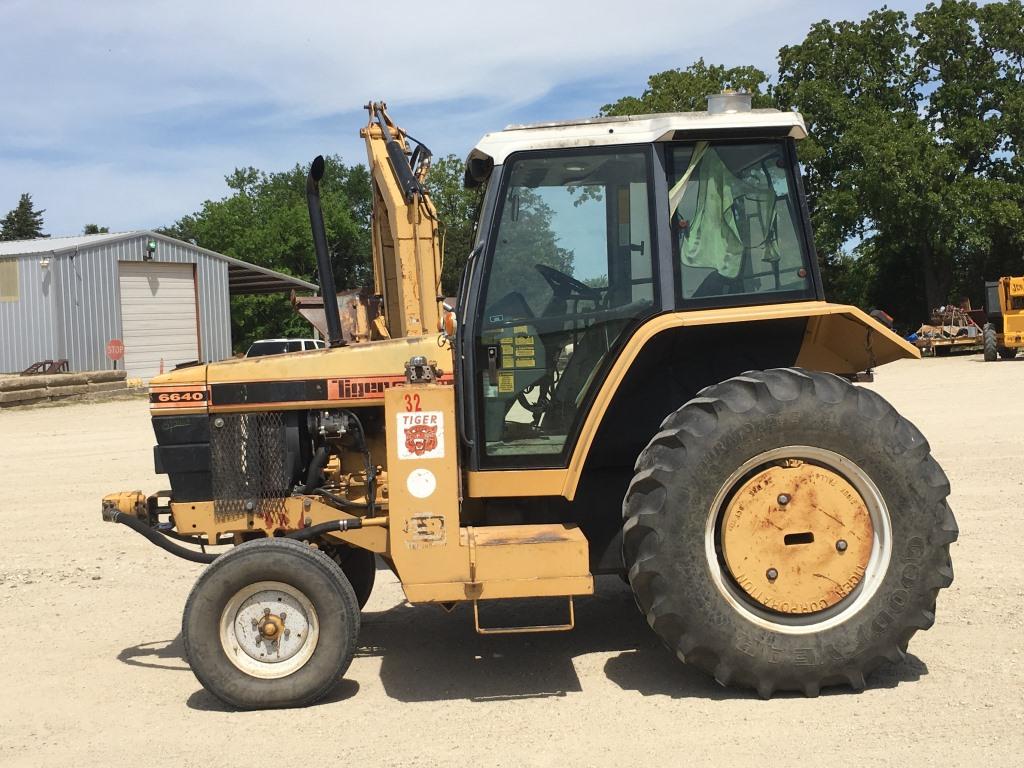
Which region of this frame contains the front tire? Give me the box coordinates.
[983,324,998,362]
[183,538,360,709]
[623,368,957,697]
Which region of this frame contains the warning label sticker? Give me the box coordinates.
[397,411,445,460]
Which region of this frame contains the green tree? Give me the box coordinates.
[83,224,109,234]
[0,193,46,241]
[160,156,371,350]
[774,2,1024,320]
[424,154,482,293]
[600,59,772,116]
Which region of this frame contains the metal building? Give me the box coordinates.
[0,231,316,379]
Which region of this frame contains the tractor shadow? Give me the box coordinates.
[115,574,929,708]
[118,635,190,672]
[116,635,362,711]
[184,679,361,712]
[362,575,929,703]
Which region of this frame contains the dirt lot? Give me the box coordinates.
[1,354,1022,767]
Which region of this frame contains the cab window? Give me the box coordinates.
[475,149,656,465]
[667,141,813,303]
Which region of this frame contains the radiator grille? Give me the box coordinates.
[210,412,289,521]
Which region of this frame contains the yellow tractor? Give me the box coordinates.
[102,97,957,708]
[983,276,1024,361]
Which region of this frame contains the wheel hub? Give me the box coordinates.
[220,581,320,679]
[720,460,874,615]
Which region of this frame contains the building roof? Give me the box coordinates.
[0,230,317,295]
[469,108,808,165]
[0,231,130,256]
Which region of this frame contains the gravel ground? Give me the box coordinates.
[1,353,1021,767]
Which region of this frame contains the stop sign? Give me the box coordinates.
[106,339,125,361]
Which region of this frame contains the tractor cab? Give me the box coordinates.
[458,104,819,469]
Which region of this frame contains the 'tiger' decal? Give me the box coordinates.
[397,411,445,460]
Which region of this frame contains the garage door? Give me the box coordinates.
[118,262,200,380]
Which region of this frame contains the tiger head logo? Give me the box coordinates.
[404,424,438,456]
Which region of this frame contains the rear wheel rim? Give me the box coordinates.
[219,580,320,679]
[704,446,892,635]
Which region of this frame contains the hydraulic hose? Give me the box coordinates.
[105,511,218,564]
[315,488,369,510]
[285,517,364,542]
[300,445,331,494]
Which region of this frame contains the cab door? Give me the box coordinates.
[465,148,659,469]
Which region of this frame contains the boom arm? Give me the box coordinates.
[361,102,443,339]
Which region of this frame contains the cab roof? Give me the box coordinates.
[468,108,807,167]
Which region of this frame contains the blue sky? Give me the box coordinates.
[0,0,931,236]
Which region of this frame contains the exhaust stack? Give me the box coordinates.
[306,155,345,347]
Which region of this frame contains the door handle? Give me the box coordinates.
[485,345,500,386]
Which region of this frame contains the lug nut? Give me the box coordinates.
[836,539,848,552]
[279,612,287,621]
[766,568,779,582]
[777,494,791,506]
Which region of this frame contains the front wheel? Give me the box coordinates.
[182,538,360,709]
[623,368,957,697]
[983,324,998,362]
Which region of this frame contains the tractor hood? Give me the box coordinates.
[149,336,453,416]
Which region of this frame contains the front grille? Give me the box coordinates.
[210,412,289,521]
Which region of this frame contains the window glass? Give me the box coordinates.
[0,259,19,302]
[477,150,655,464]
[668,142,812,301]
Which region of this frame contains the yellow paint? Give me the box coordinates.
[720,462,873,614]
[994,276,1024,349]
[361,103,443,338]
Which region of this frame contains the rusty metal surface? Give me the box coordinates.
[720,462,873,615]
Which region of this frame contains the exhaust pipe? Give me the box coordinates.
[306,155,345,347]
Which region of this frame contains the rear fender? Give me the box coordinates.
[561,301,917,499]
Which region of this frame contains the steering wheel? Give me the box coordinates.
[534,264,602,302]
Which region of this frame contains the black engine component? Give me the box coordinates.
[153,411,310,506]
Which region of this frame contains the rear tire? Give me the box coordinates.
[983,324,998,362]
[998,346,1017,360]
[183,538,359,709]
[623,368,957,697]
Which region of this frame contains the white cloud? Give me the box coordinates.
[0,0,924,234]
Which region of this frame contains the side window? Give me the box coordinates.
[669,142,812,302]
[0,259,18,302]
[476,150,656,465]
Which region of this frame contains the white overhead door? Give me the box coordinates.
[118,262,200,380]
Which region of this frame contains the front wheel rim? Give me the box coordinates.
[219,581,320,679]
[704,446,892,635]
